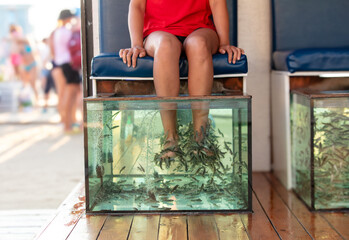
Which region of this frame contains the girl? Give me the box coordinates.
[119,0,244,158]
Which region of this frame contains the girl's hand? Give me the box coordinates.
[119,46,146,68]
[218,45,245,64]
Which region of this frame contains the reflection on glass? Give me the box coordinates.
[86,98,251,212]
[292,93,312,207]
[292,91,349,210]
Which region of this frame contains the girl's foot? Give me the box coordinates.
[161,139,179,159]
[154,138,183,169]
[192,140,215,158]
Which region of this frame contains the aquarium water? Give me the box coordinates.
[292,91,349,210]
[85,96,251,213]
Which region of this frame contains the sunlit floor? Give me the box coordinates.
[0,123,84,210]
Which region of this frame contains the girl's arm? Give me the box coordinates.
[209,0,244,64]
[119,0,146,68]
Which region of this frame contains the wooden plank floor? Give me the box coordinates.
[0,209,55,240]
[34,173,349,240]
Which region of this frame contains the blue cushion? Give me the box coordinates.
[91,53,248,78]
[273,48,349,73]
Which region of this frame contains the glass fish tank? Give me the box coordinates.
[84,95,251,213]
[291,90,349,210]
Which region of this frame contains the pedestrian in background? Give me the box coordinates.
[52,9,82,133]
[38,38,55,113]
[7,24,38,106]
[8,24,22,80]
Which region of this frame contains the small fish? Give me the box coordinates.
[191,176,199,182]
[158,207,172,211]
[191,198,202,202]
[171,185,179,193]
[161,182,170,190]
[219,161,225,171]
[200,126,205,134]
[210,195,221,200]
[178,159,188,171]
[133,207,138,211]
[334,153,344,160]
[96,165,105,178]
[159,159,164,170]
[232,152,238,161]
[112,111,120,118]
[184,190,196,196]
[199,183,204,192]
[138,164,145,173]
[224,142,233,155]
[147,191,157,201]
[224,188,233,196]
[332,127,342,131]
[119,195,128,199]
[170,179,182,182]
[119,166,126,174]
[194,167,204,175]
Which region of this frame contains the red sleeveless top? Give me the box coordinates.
[143,0,216,38]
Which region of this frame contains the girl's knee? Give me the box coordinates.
[184,36,211,55]
[155,35,182,56]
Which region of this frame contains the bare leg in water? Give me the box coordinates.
[184,28,219,142]
[144,28,219,158]
[144,31,182,157]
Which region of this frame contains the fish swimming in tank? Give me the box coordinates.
[118,121,244,210]
[96,164,104,186]
[86,97,251,212]
[293,97,349,210]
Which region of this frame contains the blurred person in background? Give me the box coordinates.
[19,29,38,103]
[51,9,81,133]
[38,38,56,113]
[8,24,22,80]
[69,9,83,130]
[7,24,39,105]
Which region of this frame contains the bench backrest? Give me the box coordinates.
[99,0,238,53]
[272,0,349,51]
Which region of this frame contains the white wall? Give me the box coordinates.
[238,0,272,171]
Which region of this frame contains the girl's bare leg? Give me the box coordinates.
[52,67,67,123]
[184,28,219,142]
[28,67,38,104]
[144,31,182,155]
[64,84,80,132]
[21,68,38,105]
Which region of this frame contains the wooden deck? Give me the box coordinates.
[34,173,349,240]
[0,209,55,240]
